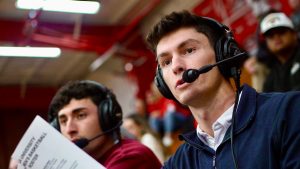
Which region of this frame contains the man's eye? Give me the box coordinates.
[163,60,171,66]
[159,59,171,67]
[77,113,87,120]
[185,48,195,54]
[59,119,67,126]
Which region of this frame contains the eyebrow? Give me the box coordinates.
[58,107,87,119]
[157,38,200,59]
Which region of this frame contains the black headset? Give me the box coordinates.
[154,17,243,100]
[49,80,123,134]
[96,82,123,133]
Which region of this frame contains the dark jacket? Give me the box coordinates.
[263,43,300,92]
[163,85,300,169]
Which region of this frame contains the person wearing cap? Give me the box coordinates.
[260,12,300,92]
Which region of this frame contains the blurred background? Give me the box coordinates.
[0,0,295,167]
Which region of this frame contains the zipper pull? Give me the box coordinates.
[213,155,216,168]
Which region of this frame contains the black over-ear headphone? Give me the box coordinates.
[97,82,123,133]
[154,17,243,100]
[49,80,122,134]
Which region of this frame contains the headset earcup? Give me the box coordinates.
[50,118,60,131]
[215,36,229,77]
[216,36,241,78]
[99,99,114,132]
[154,68,175,100]
[99,95,122,132]
[110,98,122,127]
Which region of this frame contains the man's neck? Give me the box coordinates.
[88,136,116,161]
[189,83,236,136]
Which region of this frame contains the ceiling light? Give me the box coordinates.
[0,46,61,58]
[16,0,100,14]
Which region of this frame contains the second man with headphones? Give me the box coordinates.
[146,10,300,169]
[48,80,162,169]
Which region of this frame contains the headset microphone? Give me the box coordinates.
[74,121,122,148]
[74,138,89,149]
[182,52,246,83]
[74,133,106,148]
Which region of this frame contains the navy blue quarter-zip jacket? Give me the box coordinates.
[163,84,300,169]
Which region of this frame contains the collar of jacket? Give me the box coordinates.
[179,84,257,149]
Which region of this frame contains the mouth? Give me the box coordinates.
[176,79,185,88]
[70,137,81,143]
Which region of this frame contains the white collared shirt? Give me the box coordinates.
[196,105,233,151]
[196,92,242,151]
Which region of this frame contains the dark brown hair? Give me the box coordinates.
[146,10,224,54]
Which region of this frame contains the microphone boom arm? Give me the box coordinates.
[182,52,246,83]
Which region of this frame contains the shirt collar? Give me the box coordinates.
[196,91,243,150]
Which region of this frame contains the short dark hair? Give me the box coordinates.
[146,10,224,54]
[48,80,108,122]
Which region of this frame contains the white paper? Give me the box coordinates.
[11,115,106,169]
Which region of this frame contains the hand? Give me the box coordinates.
[8,158,18,169]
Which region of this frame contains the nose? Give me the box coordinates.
[171,55,185,75]
[65,119,78,137]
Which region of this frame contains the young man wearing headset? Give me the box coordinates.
[146,10,300,169]
[47,80,161,169]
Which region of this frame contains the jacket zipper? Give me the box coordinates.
[213,155,216,169]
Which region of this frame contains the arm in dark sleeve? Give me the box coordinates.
[276,92,300,168]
